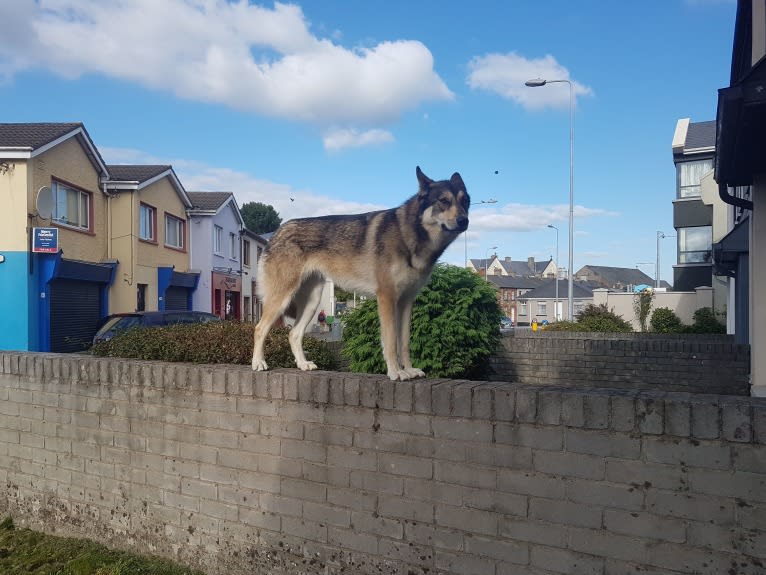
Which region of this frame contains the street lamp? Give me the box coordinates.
[485,246,497,280]
[464,199,498,268]
[655,231,676,289]
[526,77,575,320]
[547,224,559,320]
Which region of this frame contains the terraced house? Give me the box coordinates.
[0,123,205,352]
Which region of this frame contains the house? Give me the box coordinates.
[486,275,543,324]
[715,0,765,394]
[0,122,117,352]
[516,279,594,325]
[187,192,245,319]
[468,255,555,278]
[671,119,717,292]
[106,165,198,313]
[574,265,661,291]
[241,227,267,322]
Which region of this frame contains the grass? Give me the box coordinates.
[0,517,204,575]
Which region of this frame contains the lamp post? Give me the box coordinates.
[485,246,497,280]
[547,224,559,320]
[526,78,574,320]
[464,199,498,268]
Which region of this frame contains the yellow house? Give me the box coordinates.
[0,122,116,352]
[105,165,198,313]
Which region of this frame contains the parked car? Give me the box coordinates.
[500,316,514,333]
[92,311,220,345]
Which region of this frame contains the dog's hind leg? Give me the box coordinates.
[288,275,324,371]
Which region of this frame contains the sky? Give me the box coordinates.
[1,0,738,286]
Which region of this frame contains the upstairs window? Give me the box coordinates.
[139,203,156,241]
[165,214,185,250]
[52,181,90,230]
[230,232,238,261]
[243,239,251,266]
[214,225,223,254]
[678,226,712,264]
[678,159,713,199]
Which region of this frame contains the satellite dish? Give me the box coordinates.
[36,186,53,219]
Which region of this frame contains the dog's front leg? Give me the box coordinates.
[398,295,425,380]
[377,288,410,381]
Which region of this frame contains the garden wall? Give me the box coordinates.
[1,352,765,575]
[490,331,751,395]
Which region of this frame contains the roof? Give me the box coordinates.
[106,164,191,208]
[518,279,594,300]
[576,265,655,288]
[0,122,108,176]
[187,191,235,212]
[187,191,244,226]
[107,165,172,183]
[487,276,543,290]
[684,120,716,151]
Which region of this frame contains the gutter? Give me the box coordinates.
[718,182,753,211]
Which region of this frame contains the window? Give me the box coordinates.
[214,226,223,254]
[52,181,90,230]
[678,159,713,199]
[519,302,527,316]
[678,226,712,263]
[538,301,547,316]
[243,240,251,266]
[230,233,238,260]
[139,204,156,241]
[165,214,185,250]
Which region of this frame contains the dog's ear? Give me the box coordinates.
[450,172,465,190]
[416,166,433,195]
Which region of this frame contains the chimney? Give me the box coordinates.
[528,256,535,270]
[504,257,511,263]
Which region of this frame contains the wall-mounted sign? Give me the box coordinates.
[32,227,58,253]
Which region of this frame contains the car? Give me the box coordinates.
[92,310,221,345]
[500,316,514,333]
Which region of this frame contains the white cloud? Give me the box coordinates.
[469,203,615,233]
[323,128,395,152]
[466,52,592,110]
[1,0,452,125]
[101,146,384,220]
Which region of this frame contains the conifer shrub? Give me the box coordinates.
[341,264,503,379]
[543,303,634,333]
[650,307,684,333]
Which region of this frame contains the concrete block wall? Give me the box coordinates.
[1,352,765,575]
[491,332,750,395]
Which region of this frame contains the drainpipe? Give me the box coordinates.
[719,182,753,211]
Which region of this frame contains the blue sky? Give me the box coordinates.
[1,0,737,285]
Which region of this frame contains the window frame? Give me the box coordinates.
[677,159,714,199]
[214,225,223,255]
[243,239,251,267]
[678,225,712,264]
[229,232,238,261]
[139,203,157,243]
[52,180,92,232]
[164,213,186,251]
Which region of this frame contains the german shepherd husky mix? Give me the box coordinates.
[251,166,470,381]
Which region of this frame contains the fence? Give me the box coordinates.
[0,352,764,574]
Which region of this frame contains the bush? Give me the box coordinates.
[545,304,633,333]
[341,264,502,379]
[650,307,684,333]
[688,307,726,334]
[91,322,338,370]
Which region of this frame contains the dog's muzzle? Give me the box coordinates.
[456,216,469,231]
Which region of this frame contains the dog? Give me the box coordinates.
[251,166,470,381]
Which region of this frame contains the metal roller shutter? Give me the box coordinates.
[50,279,101,352]
[165,286,190,310]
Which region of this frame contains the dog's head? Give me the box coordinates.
[416,166,470,234]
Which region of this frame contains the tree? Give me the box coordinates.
[341,264,503,379]
[241,202,282,234]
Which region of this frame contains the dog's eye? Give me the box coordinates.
[439,197,451,206]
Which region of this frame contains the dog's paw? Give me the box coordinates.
[403,367,425,379]
[252,359,269,371]
[387,369,412,381]
[297,361,318,371]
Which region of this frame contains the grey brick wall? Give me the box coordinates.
[490,331,750,395]
[1,352,765,575]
